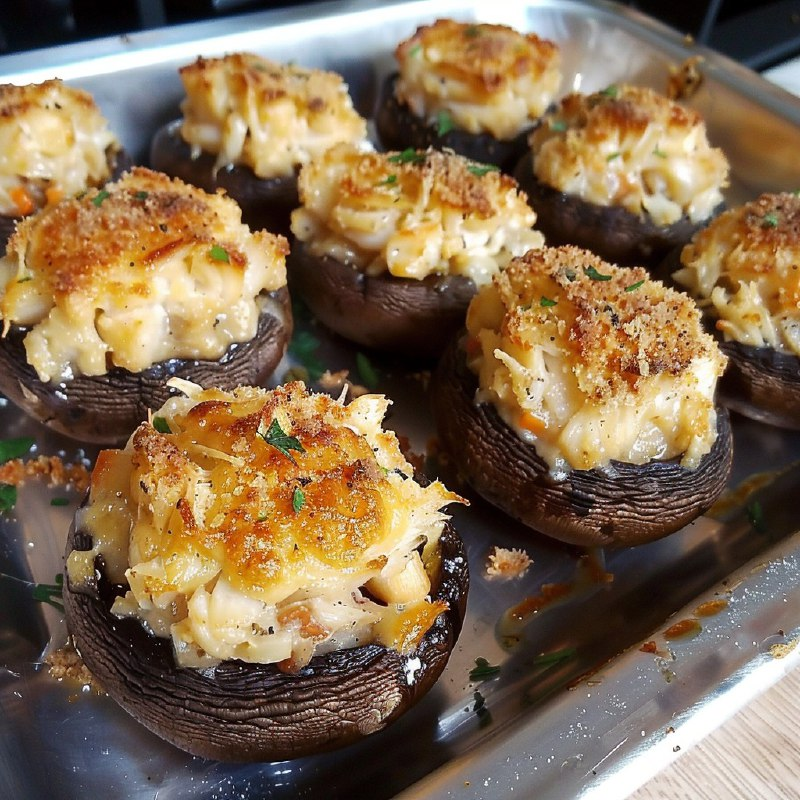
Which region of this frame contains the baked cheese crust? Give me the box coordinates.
[69,380,463,671]
[178,53,368,179]
[466,245,726,474]
[529,84,729,227]
[0,80,120,218]
[395,18,561,140]
[673,192,800,354]
[291,143,544,283]
[0,167,288,382]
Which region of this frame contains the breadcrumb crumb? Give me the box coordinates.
[0,455,90,492]
[45,642,104,693]
[486,546,532,579]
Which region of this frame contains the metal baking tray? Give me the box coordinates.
[2,1,800,798]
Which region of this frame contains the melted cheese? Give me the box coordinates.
[0,167,288,382]
[0,80,120,218]
[673,192,800,355]
[291,143,543,284]
[529,84,729,226]
[77,380,462,670]
[466,245,726,474]
[178,53,368,179]
[395,18,561,140]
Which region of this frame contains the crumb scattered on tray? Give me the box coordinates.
[486,546,532,579]
[0,455,90,492]
[45,642,104,694]
[318,368,370,398]
[667,55,704,101]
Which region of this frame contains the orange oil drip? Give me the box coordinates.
[664,618,702,640]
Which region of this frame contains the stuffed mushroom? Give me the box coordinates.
[150,53,368,235]
[376,18,561,171]
[514,84,729,266]
[0,167,292,442]
[63,379,468,761]
[432,245,733,547]
[0,79,126,253]
[671,192,800,427]
[289,143,544,359]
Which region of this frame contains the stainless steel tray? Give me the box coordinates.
[2,2,800,798]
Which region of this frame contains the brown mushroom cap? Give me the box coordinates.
[288,239,476,360]
[63,514,468,762]
[375,74,531,171]
[150,120,298,236]
[513,152,717,267]
[0,288,292,443]
[431,335,734,548]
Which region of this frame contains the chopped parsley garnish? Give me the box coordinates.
[288,329,325,381]
[464,25,481,38]
[258,418,305,464]
[378,174,398,187]
[31,574,64,613]
[16,275,32,284]
[550,119,568,132]
[0,436,35,463]
[152,416,171,434]
[540,296,557,307]
[625,279,645,292]
[762,212,779,228]
[388,148,426,166]
[564,268,577,282]
[436,109,454,137]
[585,265,612,281]
[653,147,667,158]
[747,500,766,534]
[91,189,110,207]
[467,163,500,177]
[0,484,17,514]
[472,690,492,727]
[531,646,577,668]
[356,352,380,389]
[469,657,501,681]
[599,84,619,98]
[292,486,306,513]
[50,497,70,507]
[135,191,149,201]
[606,151,621,162]
[209,244,230,262]
[408,44,422,57]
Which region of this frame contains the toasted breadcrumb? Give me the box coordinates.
[45,642,104,693]
[486,546,532,579]
[318,368,370,398]
[0,454,90,492]
[667,56,704,101]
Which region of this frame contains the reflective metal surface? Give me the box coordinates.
[1,2,800,798]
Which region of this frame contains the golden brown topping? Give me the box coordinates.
[0,454,90,491]
[395,18,561,139]
[0,167,288,381]
[530,84,729,226]
[179,53,367,178]
[291,143,543,282]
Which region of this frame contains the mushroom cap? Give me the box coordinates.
[0,287,292,443]
[513,152,716,267]
[288,239,476,360]
[150,120,298,236]
[431,335,734,548]
[63,514,468,762]
[375,74,531,172]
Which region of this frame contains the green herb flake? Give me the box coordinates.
[472,690,492,727]
[564,268,577,282]
[135,191,149,201]
[288,329,325,381]
[0,484,17,514]
[50,497,70,507]
[464,25,481,38]
[258,418,305,464]
[151,416,171,434]
[91,189,110,207]
[292,486,306,513]
[585,265,612,281]
[540,296,557,308]
[378,174,398,187]
[467,163,500,177]
[356,352,380,389]
[408,44,422,58]
[469,657,501,682]
[31,574,64,613]
[653,147,667,158]
[16,275,33,284]
[0,436,35,464]
[625,279,645,293]
[436,109,455,137]
[531,646,577,668]
[388,148,426,166]
[209,244,230,262]
[600,84,619,98]
[606,151,621,162]
[747,500,766,533]
[550,119,568,132]
[762,212,779,228]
